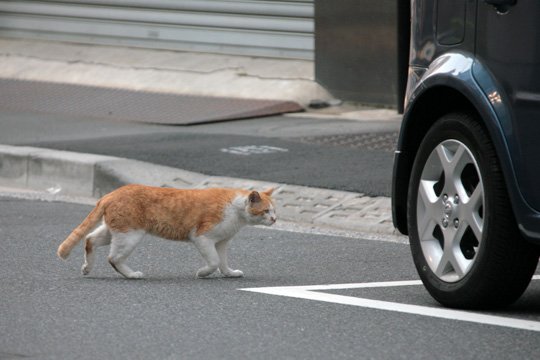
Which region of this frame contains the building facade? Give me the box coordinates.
[0,0,314,59]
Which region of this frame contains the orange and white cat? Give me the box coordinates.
[57,184,276,279]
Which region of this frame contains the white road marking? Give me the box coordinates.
[240,275,540,332]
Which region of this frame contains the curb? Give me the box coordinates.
[0,144,400,237]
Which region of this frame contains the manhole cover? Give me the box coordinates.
[299,132,398,152]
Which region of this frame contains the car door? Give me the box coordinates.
[475,0,540,211]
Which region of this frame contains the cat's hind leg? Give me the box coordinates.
[191,236,220,278]
[216,239,243,278]
[82,223,111,275]
[108,230,145,279]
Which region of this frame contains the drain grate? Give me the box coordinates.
[298,132,398,152]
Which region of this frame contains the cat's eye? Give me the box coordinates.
[264,209,270,214]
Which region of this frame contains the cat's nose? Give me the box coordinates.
[270,216,277,224]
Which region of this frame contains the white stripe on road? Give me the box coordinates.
[240,276,540,332]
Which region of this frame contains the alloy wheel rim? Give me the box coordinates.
[416,139,484,282]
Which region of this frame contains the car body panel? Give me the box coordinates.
[392,0,540,243]
[476,0,540,213]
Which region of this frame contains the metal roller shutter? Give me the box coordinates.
[0,0,314,59]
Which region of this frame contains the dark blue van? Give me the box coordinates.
[392,0,540,308]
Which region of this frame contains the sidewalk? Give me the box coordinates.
[0,38,405,242]
[0,37,329,105]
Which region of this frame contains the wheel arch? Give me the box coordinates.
[392,86,481,235]
[393,53,540,242]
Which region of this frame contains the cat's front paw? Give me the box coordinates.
[127,271,144,279]
[223,269,244,278]
[81,264,91,275]
[197,268,216,279]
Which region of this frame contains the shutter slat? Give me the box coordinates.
[0,0,314,59]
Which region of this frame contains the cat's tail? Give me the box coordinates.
[57,199,106,260]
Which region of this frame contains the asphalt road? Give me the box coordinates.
[0,109,398,196]
[2,197,540,359]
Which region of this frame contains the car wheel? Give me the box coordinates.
[408,112,539,309]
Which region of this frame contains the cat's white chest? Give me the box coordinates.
[206,202,245,241]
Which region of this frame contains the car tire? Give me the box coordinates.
[408,112,539,309]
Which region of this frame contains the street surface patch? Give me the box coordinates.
[221,145,289,155]
[299,132,398,152]
[0,78,303,125]
[240,276,540,332]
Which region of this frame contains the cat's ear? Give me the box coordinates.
[248,191,262,204]
[262,187,274,196]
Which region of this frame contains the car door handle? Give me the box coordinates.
[484,0,516,5]
[484,0,516,13]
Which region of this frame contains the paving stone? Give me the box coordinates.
[314,196,394,234]
[272,184,356,223]
[194,177,280,192]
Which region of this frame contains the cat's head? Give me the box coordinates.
[245,188,276,226]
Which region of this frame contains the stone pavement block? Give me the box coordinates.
[273,184,356,223]
[194,177,280,192]
[314,196,394,234]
